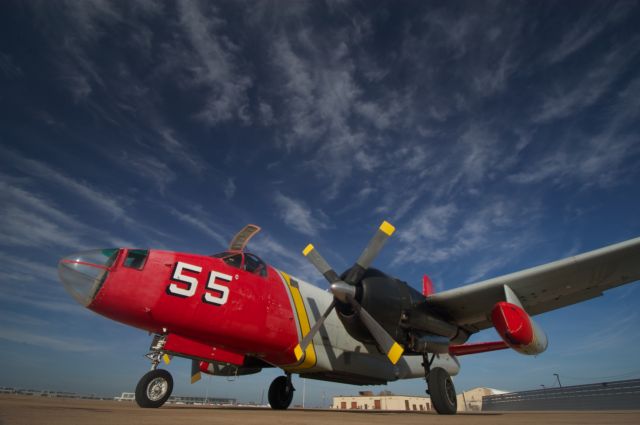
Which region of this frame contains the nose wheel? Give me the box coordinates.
[268,375,295,410]
[135,369,174,408]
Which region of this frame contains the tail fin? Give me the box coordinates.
[422,274,434,297]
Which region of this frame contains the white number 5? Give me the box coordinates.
[203,271,232,306]
[168,262,202,297]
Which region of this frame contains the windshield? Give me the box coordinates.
[211,251,267,276]
[212,251,243,268]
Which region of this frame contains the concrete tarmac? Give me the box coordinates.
[1,395,639,425]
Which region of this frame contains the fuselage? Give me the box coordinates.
[58,248,460,384]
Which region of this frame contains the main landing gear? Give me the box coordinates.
[423,353,457,415]
[268,374,295,410]
[135,335,174,408]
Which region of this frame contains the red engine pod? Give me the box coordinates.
[491,301,548,355]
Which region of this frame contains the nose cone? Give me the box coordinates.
[58,249,119,307]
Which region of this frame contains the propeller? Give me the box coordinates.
[294,221,404,365]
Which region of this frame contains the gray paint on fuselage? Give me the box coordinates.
[291,275,460,382]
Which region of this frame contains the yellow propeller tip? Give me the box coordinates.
[191,372,201,384]
[379,221,395,236]
[387,342,404,365]
[302,244,315,256]
[162,354,171,365]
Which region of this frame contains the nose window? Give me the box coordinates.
[123,249,148,269]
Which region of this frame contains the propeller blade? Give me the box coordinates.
[301,221,402,365]
[344,220,395,284]
[294,299,336,361]
[162,354,172,365]
[190,359,202,384]
[303,244,355,302]
[349,298,404,364]
[302,244,341,284]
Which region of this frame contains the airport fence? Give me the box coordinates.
[482,378,640,411]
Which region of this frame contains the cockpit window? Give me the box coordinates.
[211,251,267,276]
[212,251,243,269]
[223,254,243,268]
[123,249,148,269]
[102,249,120,268]
[244,253,267,277]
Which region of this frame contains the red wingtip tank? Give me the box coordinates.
[491,301,548,355]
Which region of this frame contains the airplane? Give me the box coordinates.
[57,221,640,414]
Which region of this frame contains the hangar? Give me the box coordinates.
[332,387,506,412]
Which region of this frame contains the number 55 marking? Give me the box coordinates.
[168,262,232,306]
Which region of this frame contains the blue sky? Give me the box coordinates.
[1,0,640,406]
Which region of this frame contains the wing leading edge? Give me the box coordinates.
[426,236,640,333]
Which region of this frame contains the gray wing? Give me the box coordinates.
[426,236,640,332]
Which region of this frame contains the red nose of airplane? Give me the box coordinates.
[58,249,119,306]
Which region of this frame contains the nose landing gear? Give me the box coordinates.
[135,369,174,408]
[135,334,174,408]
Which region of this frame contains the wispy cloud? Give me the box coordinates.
[0,52,23,78]
[0,173,137,251]
[0,180,87,249]
[557,312,639,355]
[155,127,208,175]
[397,203,458,246]
[167,206,228,248]
[119,153,176,194]
[509,125,640,189]
[533,38,640,123]
[0,252,58,283]
[2,149,126,218]
[268,25,400,198]
[273,192,329,237]
[250,233,320,284]
[175,0,252,125]
[3,292,88,316]
[393,198,539,278]
[0,325,106,352]
[223,177,236,200]
[545,2,632,64]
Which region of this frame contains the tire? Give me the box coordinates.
[135,369,173,408]
[428,367,457,415]
[268,376,294,410]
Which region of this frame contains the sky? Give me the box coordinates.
[1,0,640,407]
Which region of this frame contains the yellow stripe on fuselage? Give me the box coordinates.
[279,271,317,371]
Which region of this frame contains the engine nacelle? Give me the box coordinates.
[491,301,548,355]
[336,268,467,349]
[335,268,422,345]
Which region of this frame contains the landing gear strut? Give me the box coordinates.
[423,353,457,415]
[268,374,295,410]
[135,334,174,408]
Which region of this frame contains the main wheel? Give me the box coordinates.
[268,376,294,410]
[427,367,457,415]
[135,369,173,408]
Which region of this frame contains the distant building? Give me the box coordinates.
[333,387,507,412]
[332,391,432,411]
[457,387,507,412]
[114,392,236,405]
[114,392,135,401]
